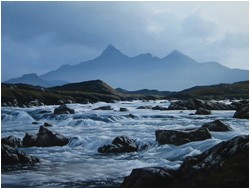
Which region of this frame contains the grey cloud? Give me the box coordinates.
[181,10,218,38]
[1,2,248,81]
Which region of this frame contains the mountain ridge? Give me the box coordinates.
[5,45,248,90]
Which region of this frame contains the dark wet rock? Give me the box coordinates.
[195,107,211,115]
[32,121,39,125]
[155,128,211,145]
[152,105,168,111]
[168,99,235,110]
[121,167,178,188]
[22,126,69,147]
[54,104,75,114]
[201,120,232,132]
[93,105,113,110]
[38,110,51,114]
[44,122,53,127]
[233,101,249,119]
[119,107,129,112]
[136,106,153,109]
[1,144,39,165]
[121,135,249,188]
[22,133,38,147]
[2,136,23,148]
[126,114,137,119]
[179,135,249,178]
[98,136,138,153]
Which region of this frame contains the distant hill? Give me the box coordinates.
[37,45,248,91]
[169,81,249,100]
[4,73,67,87]
[2,79,248,107]
[51,80,120,95]
[116,88,174,96]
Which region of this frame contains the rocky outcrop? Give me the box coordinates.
[121,135,249,187]
[152,105,168,111]
[93,105,114,110]
[98,136,138,153]
[22,126,69,147]
[195,107,211,115]
[2,144,39,165]
[201,120,232,131]
[168,99,235,110]
[2,136,23,148]
[179,135,249,178]
[54,104,75,114]
[233,101,249,119]
[155,128,211,145]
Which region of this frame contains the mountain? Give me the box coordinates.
[9,45,249,91]
[4,73,51,87]
[4,73,67,87]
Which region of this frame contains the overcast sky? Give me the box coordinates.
[2,1,249,81]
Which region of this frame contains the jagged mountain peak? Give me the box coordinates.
[163,50,197,64]
[99,44,127,58]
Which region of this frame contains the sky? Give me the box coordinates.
[1,1,249,81]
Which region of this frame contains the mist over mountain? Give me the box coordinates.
[6,45,248,91]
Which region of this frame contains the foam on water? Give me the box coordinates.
[1,100,249,187]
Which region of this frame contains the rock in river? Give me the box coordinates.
[1,144,39,165]
[233,101,249,119]
[98,136,138,153]
[54,104,75,114]
[201,120,232,131]
[2,136,23,148]
[121,135,249,187]
[93,105,114,110]
[195,107,211,115]
[22,126,69,147]
[155,128,211,145]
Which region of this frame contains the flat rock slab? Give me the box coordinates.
[155,128,211,145]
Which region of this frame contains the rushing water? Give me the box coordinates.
[1,100,249,187]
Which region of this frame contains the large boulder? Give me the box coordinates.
[1,144,39,165]
[179,135,249,178]
[155,128,211,145]
[195,107,211,115]
[22,126,69,147]
[233,101,249,119]
[201,120,232,131]
[98,136,138,153]
[121,135,249,187]
[54,104,75,114]
[121,167,177,188]
[93,105,113,110]
[1,136,23,148]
